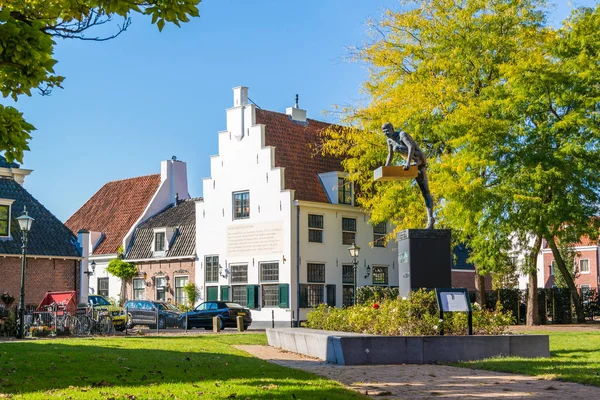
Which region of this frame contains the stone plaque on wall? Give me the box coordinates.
[226,221,284,257]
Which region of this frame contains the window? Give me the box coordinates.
[372,266,389,285]
[580,259,590,274]
[373,222,386,248]
[97,278,109,297]
[205,255,219,283]
[233,191,250,219]
[342,264,355,284]
[154,232,165,252]
[338,177,352,205]
[0,205,9,237]
[342,217,356,245]
[262,284,279,307]
[342,285,354,307]
[300,284,324,308]
[260,262,279,282]
[155,276,166,301]
[231,264,248,283]
[308,214,323,243]
[232,286,247,306]
[307,263,325,283]
[175,276,188,304]
[133,278,145,300]
[550,260,555,276]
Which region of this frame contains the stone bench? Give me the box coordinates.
[266,328,550,365]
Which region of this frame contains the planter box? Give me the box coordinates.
[266,328,550,365]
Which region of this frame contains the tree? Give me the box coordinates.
[106,258,137,304]
[320,0,600,324]
[183,283,199,309]
[0,0,201,163]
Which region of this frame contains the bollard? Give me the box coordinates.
[236,316,244,332]
[291,310,294,328]
[125,305,128,336]
[156,307,159,333]
[212,316,221,333]
[272,310,275,329]
[185,310,188,333]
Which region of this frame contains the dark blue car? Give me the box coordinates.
[178,301,252,330]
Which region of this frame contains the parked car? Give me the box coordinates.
[87,295,127,331]
[178,301,252,330]
[122,300,181,329]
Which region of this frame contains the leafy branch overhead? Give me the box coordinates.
[0,0,201,163]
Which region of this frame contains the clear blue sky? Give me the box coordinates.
[10,0,596,222]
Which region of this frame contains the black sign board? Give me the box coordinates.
[435,288,473,335]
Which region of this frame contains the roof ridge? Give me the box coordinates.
[104,173,160,185]
[256,108,338,126]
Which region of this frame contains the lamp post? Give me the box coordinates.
[348,241,360,306]
[84,260,96,277]
[15,206,34,339]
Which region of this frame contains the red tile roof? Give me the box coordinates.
[256,109,343,203]
[65,174,161,255]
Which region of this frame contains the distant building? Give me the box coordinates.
[0,156,82,307]
[542,237,599,293]
[65,158,190,302]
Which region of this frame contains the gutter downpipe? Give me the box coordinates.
[294,200,300,327]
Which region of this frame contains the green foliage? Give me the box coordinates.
[106,259,137,280]
[306,289,513,336]
[0,0,201,163]
[356,285,399,304]
[183,283,199,307]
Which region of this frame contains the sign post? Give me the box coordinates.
[435,288,472,336]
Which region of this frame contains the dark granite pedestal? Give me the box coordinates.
[397,229,452,297]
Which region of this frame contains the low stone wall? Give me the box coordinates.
[266,328,550,365]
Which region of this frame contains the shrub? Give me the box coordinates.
[306,289,513,336]
[356,286,399,304]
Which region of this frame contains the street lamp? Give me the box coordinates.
[348,241,360,305]
[15,206,34,339]
[84,260,96,276]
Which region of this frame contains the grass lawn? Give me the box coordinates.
[456,331,600,386]
[0,334,366,399]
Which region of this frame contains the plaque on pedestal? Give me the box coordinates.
[397,229,452,297]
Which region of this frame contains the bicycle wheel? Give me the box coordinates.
[98,315,114,335]
[67,315,81,336]
[78,315,91,336]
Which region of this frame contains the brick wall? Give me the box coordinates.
[125,259,195,305]
[451,270,492,290]
[0,257,79,308]
[543,248,599,290]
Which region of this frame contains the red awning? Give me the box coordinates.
[36,291,78,314]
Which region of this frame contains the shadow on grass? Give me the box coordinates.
[0,335,364,399]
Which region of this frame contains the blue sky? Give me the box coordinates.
[9,0,596,222]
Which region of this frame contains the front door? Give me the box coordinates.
[206,286,218,301]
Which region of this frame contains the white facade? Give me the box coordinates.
[196,87,398,327]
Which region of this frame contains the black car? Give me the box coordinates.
[178,301,252,330]
[122,300,181,329]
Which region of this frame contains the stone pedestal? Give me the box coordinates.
[397,229,452,297]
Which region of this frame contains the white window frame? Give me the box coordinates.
[342,217,356,245]
[174,275,189,305]
[155,276,167,301]
[550,260,555,276]
[372,265,389,285]
[579,259,590,274]
[233,190,250,220]
[308,214,324,243]
[132,278,146,300]
[0,199,15,239]
[337,177,353,205]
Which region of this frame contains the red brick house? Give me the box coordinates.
[0,157,82,309]
[542,237,599,293]
[124,198,197,306]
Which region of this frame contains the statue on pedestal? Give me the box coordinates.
[382,122,435,229]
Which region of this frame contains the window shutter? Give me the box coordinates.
[246,285,259,309]
[278,284,289,308]
[326,284,336,307]
[207,286,218,301]
[220,286,229,301]
[299,284,308,308]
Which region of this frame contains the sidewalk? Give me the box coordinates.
[236,345,600,399]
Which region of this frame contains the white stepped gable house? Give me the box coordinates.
[196,86,398,327]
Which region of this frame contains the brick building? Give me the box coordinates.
[542,237,599,292]
[124,198,197,306]
[0,157,81,309]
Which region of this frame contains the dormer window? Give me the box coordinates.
[338,178,353,205]
[0,199,15,238]
[154,232,165,252]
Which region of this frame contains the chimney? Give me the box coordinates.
[233,86,249,107]
[286,93,307,123]
[160,157,189,205]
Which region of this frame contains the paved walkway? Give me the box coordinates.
[236,345,600,399]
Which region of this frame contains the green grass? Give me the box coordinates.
[0,334,366,399]
[456,331,600,386]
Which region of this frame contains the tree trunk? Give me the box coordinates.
[474,272,486,306]
[546,236,585,323]
[526,234,542,326]
[120,279,126,305]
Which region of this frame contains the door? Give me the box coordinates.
[206,286,218,301]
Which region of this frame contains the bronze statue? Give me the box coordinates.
[383,122,435,229]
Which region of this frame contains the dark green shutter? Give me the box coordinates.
[220,286,229,301]
[326,284,336,307]
[246,285,259,309]
[207,286,218,301]
[278,284,289,308]
[299,284,308,308]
